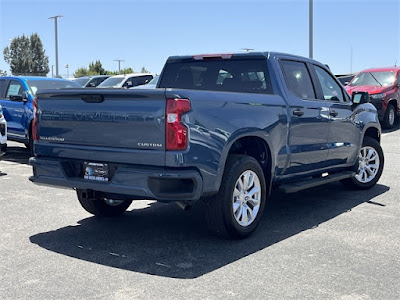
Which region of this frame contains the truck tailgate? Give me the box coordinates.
[35,89,166,165]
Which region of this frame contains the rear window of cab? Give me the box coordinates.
[159,59,273,94]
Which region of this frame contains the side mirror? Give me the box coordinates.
[9,95,24,102]
[352,91,370,104]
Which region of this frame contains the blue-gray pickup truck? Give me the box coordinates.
[29,52,384,238]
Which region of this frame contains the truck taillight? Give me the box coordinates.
[32,97,39,141]
[166,98,191,151]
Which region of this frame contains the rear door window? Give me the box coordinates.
[280,60,316,99]
[159,59,273,94]
[313,65,344,102]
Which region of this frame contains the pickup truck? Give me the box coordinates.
[0,76,81,154]
[29,52,384,239]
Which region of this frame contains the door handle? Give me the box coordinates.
[293,109,304,116]
[330,110,338,117]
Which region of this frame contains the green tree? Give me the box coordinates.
[105,67,134,75]
[119,67,134,74]
[74,62,136,77]
[141,67,150,73]
[105,70,119,75]
[89,60,105,75]
[73,67,89,78]
[0,69,7,76]
[29,33,50,75]
[3,33,49,76]
[73,67,99,78]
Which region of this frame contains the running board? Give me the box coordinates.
[279,171,355,193]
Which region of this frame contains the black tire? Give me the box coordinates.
[77,189,132,217]
[28,133,34,156]
[341,137,384,190]
[204,154,267,239]
[25,126,34,156]
[382,104,396,129]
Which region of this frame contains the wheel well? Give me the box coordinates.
[387,99,397,108]
[228,136,271,178]
[364,127,380,143]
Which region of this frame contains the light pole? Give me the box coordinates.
[65,64,69,78]
[309,0,313,59]
[51,65,54,78]
[49,15,63,77]
[114,59,124,74]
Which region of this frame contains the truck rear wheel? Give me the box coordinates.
[77,190,132,217]
[341,137,384,189]
[205,154,267,239]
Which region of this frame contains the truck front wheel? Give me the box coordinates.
[341,137,384,189]
[77,190,132,217]
[205,154,267,239]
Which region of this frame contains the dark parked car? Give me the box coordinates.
[73,75,110,88]
[336,74,355,86]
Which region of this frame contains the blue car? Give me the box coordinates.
[0,76,81,154]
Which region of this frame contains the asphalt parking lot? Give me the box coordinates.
[1,127,400,300]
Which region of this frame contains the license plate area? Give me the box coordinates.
[83,162,109,182]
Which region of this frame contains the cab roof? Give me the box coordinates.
[166,51,325,66]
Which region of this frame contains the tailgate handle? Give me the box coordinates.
[81,95,104,103]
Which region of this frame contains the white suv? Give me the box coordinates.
[0,105,7,157]
[97,73,154,89]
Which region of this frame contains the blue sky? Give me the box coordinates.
[0,0,399,77]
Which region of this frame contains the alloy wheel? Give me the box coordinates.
[355,146,380,183]
[232,170,261,227]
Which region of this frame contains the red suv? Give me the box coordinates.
[345,67,400,128]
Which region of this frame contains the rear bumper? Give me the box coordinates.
[29,157,203,202]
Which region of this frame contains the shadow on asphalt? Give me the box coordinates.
[30,182,389,279]
[1,145,31,165]
[382,120,400,134]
